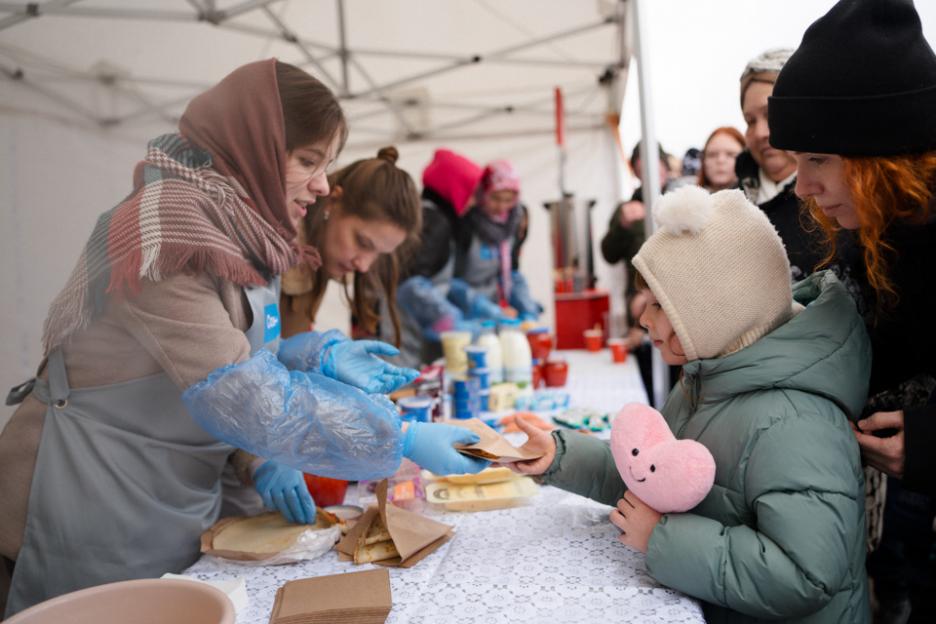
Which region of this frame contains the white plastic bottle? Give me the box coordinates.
[499,319,532,385]
[476,320,504,383]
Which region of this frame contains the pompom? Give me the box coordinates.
[653,185,715,235]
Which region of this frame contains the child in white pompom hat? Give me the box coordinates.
[507,185,873,622]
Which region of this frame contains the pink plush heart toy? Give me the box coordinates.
[610,403,716,513]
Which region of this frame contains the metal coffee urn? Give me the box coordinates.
[544,194,609,349]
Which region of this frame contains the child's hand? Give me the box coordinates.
[609,491,661,554]
[502,415,557,476]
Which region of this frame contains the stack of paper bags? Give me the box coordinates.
[268,569,391,624]
[336,480,452,567]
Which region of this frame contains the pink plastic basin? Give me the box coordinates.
[5,578,235,624]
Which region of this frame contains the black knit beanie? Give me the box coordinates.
[769,0,936,156]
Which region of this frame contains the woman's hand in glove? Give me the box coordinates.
[402,422,491,476]
[253,459,316,524]
[322,340,419,394]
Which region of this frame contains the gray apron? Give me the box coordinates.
[454,233,509,301]
[6,278,281,616]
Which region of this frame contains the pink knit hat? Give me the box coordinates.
[422,149,483,217]
[479,159,521,196]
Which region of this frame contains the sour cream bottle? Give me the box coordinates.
[499,319,532,385]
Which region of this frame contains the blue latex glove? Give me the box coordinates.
[448,278,509,322]
[253,459,316,524]
[508,271,543,321]
[276,330,341,372]
[469,295,509,321]
[321,339,419,394]
[402,422,491,476]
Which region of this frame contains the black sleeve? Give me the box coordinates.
[600,209,646,266]
[406,206,453,278]
[511,203,530,270]
[902,400,936,495]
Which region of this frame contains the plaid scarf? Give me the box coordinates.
[41,133,308,356]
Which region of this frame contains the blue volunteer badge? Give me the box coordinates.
[263,303,280,343]
[479,243,496,261]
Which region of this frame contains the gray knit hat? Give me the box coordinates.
[740,48,794,106]
[632,186,795,361]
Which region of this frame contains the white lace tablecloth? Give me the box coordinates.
[184,350,698,623]
[185,484,703,623]
[558,349,648,422]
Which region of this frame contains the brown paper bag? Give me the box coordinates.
[449,418,545,462]
[336,480,452,567]
[268,568,391,624]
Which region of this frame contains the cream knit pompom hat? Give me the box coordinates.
[632,186,794,361]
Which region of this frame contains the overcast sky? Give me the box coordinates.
[618,0,936,159]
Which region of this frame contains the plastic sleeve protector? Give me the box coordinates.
[182,349,403,481]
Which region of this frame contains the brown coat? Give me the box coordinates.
[0,272,255,561]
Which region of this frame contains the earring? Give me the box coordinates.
[324,209,330,221]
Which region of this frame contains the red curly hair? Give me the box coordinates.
[804,152,936,307]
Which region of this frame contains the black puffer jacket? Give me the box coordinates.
[835,212,936,494]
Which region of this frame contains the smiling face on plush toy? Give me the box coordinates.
[610,403,716,513]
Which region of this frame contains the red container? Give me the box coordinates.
[545,359,569,387]
[554,289,610,349]
[532,360,545,389]
[583,329,603,352]
[608,338,628,363]
[303,474,349,507]
[527,330,553,361]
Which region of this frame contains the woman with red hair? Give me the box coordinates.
[698,126,744,192]
[769,0,936,619]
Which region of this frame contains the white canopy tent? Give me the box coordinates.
[1,0,641,424]
[10,0,928,422]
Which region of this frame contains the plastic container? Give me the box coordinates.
[388,458,425,512]
[583,327,603,352]
[303,474,349,507]
[397,396,433,423]
[4,578,235,624]
[476,321,503,383]
[545,358,569,387]
[607,338,628,363]
[452,377,481,419]
[469,366,490,390]
[464,345,488,369]
[499,319,532,385]
[440,330,472,373]
[526,327,553,361]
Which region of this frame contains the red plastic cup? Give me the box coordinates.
[608,338,628,363]
[527,330,553,361]
[583,328,603,352]
[545,359,569,387]
[532,360,545,388]
[303,474,349,507]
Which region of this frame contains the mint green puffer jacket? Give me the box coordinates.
[543,271,871,623]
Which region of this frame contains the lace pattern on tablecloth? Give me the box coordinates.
[185,485,704,624]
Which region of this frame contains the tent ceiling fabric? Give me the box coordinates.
[0,0,630,147]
